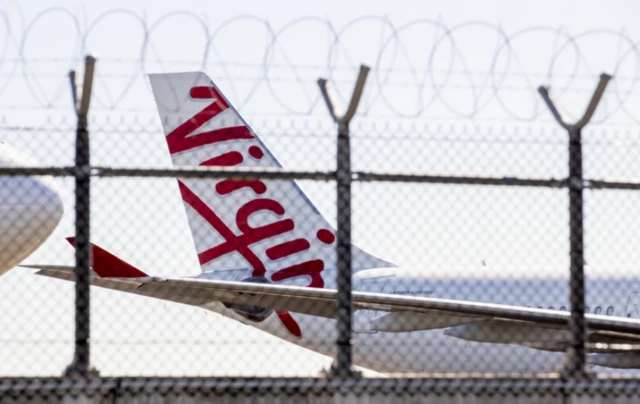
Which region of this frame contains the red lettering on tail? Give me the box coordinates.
[168,125,253,155]
[216,179,267,195]
[275,310,302,337]
[179,181,267,276]
[171,86,339,338]
[215,146,267,195]
[272,260,325,288]
[179,182,295,277]
[190,86,230,102]
[166,85,252,154]
[235,199,295,249]
[266,239,311,260]
[201,151,244,167]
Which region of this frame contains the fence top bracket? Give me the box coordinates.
[538,73,612,131]
[317,64,370,127]
[69,54,97,119]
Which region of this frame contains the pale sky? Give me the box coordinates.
[1,0,640,376]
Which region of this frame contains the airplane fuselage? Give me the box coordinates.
[201,267,640,374]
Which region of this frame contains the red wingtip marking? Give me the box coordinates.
[276,310,302,337]
[65,237,149,278]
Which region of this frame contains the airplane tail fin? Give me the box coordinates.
[147,72,393,288]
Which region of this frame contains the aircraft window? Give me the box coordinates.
[548,306,555,310]
[606,306,614,315]
[594,306,602,314]
[560,306,567,311]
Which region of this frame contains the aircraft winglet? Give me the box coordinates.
[66,237,149,278]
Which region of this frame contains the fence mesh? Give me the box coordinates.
[2,119,640,377]
[2,4,640,401]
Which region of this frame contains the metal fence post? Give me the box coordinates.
[318,64,370,378]
[538,73,612,379]
[64,55,97,377]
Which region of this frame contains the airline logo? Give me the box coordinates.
[154,78,338,337]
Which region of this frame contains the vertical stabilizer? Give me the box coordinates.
[148,72,394,291]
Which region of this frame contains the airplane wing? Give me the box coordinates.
[24,239,640,364]
[27,264,640,354]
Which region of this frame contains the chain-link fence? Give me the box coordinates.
[3,6,640,402]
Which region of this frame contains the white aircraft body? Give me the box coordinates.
[29,72,640,374]
[0,143,63,275]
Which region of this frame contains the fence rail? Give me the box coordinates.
[10,165,640,191]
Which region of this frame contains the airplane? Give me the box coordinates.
[0,142,63,276]
[26,72,640,374]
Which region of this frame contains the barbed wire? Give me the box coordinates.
[0,5,639,123]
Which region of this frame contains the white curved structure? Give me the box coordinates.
[0,142,63,275]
